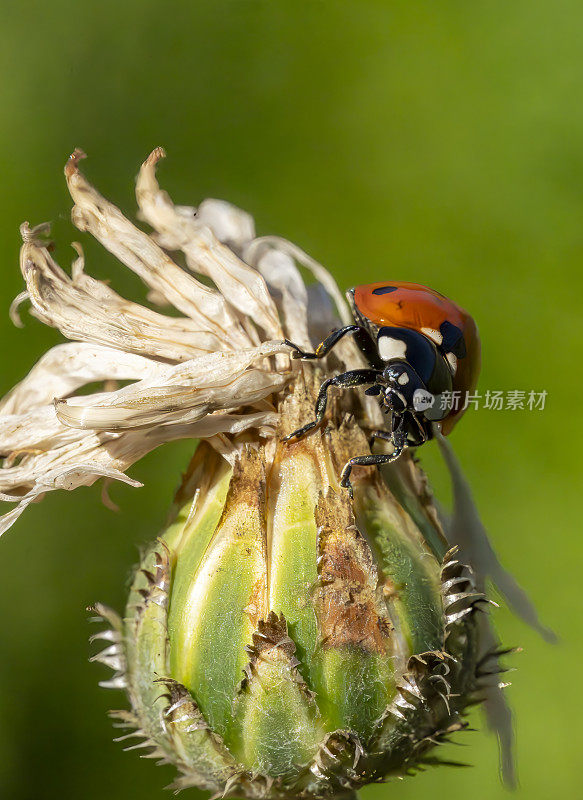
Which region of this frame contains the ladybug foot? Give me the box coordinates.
[282,420,318,442]
[340,447,406,500]
[283,339,317,360]
[339,466,355,500]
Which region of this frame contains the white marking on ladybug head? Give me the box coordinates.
[397,372,409,385]
[446,352,458,374]
[378,335,407,362]
[421,327,443,346]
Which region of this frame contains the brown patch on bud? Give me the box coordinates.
[221,447,269,620]
[221,445,266,518]
[243,575,268,626]
[382,576,400,601]
[315,489,393,654]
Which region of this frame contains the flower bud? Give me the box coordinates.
[92,372,485,797]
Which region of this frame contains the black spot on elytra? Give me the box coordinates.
[372,286,398,295]
[439,320,466,358]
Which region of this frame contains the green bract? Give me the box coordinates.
[93,372,488,798]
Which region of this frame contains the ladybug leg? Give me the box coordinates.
[408,410,430,444]
[368,429,395,448]
[340,443,406,499]
[369,407,406,448]
[283,368,382,442]
[341,420,407,498]
[284,325,381,367]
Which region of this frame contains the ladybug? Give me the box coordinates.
[284,281,481,495]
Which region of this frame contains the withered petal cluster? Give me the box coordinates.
[1,148,337,534]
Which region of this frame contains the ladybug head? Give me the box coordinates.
[380,362,425,414]
[364,361,435,447]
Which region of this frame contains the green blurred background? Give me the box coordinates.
[0,1,581,798]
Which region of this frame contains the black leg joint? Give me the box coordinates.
[284,325,382,368]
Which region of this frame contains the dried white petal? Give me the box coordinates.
[0,498,37,538]
[9,291,29,328]
[20,226,225,361]
[0,410,277,537]
[0,405,82,456]
[0,343,165,414]
[247,235,352,326]
[0,455,143,538]
[195,198,255,253]
[136,148,281,339]
[245,241,311,349]
[65,150,251,350]
[54,341,290,431]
